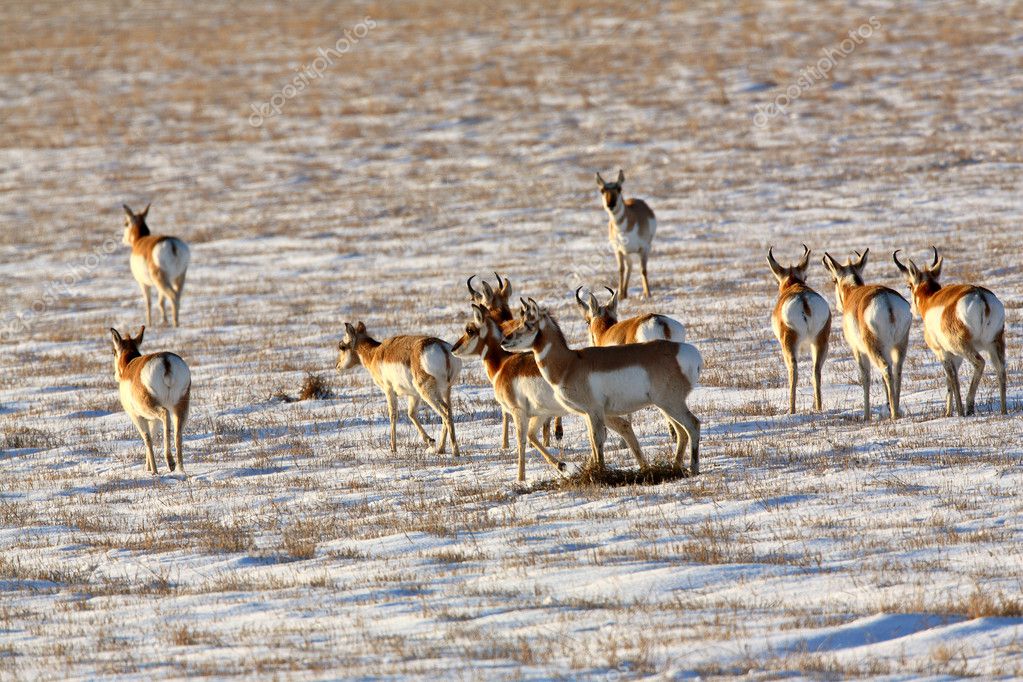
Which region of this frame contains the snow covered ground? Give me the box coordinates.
[2,0,1022,678]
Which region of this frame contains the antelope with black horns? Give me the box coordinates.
[894,247,1006,416]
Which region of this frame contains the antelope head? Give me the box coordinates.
[893,246,943,316]
[767,244,811,289]
[501,298,544,352]
[121,203,151,246]
[595,169,625,212]
[451,304,500,358]
[822,249,869,313]
[574,286,619,325]
[336,321,367,371]
[109,326,145,379]
[467,272,513,319]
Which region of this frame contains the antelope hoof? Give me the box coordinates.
[166,459,176,472]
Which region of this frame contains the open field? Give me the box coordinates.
[2,0,1023,678]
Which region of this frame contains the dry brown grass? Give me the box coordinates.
[2,0,1022,679]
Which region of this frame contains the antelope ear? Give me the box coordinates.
[822,253,837,275]
[140,203,150,219]
[344,322,356,337]
[472,304,486,324]
[355,321,366,334]
[595,172,605,187]
[616,169,625,184]
[109,328,123,351]
[853,248,869,271]
[122,204,134,217]
[134,325,145,344]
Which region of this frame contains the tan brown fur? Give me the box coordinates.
[575,286,689,441]
[768,246,832,414]
[468,273,560,447]
[453,305,645,480]
[336,322,460,456]
[503,301,701,474]
[122,203,190,327]
[894,248,1006,416]
[597,170,657,299]
[590,313,653,345]
[110,326,191,474]
[823,249,912,421]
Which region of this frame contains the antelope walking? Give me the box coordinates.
[502,299,701,474]
[574,285,693,441]
[109,326,191,474]
[336,322,460,456]
[894,247,1006,416]
[453,303,646,481]
[767,245,832,413]
[596,170,656,299]
[823,249,912,421]
[122,203,190,327]
[468,273,562,447]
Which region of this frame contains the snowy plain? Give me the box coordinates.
[1,0,1023,679]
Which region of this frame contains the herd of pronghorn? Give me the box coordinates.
[111,170,1009,482]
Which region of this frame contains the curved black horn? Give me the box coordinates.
[798,244,811,268]
[493,272,504,290]
[767,246,781,271]
[892,249,908,273]
[467,275,482,299]
[574,286,586,307]
[931,246,940,269]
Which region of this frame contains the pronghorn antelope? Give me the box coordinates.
[122,203,190,327]
[109,326,191,474]
[452,303,646,481]
[468,273,563,447]
[502,299,701,474]
[467,272,513,326]
[893,247,1006,416]
[767,245,832,413]
[574,285,692,442]
[574,286,686,345]
[822,249,912,421]
[596,170,656,299]
[336,322,461,456]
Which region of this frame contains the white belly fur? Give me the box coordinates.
[377,362,418,397]
[511,375,564,418]
[587,367,653,414]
